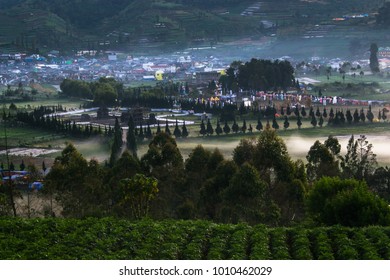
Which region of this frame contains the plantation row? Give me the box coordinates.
[1,218,390,260]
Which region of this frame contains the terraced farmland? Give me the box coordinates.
[0,218,389,260]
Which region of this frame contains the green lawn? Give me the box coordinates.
[296,73,390,103]
[0,124,63,147]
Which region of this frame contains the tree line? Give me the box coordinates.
[3,128,390,228]
[60,78,186,108]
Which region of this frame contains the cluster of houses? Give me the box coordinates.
[0,50,230,87]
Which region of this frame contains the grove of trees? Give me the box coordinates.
[3,128,390,229]
[220,59,295,92]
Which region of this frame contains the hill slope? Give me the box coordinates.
[0,0,387,54]
[0,0,256,54]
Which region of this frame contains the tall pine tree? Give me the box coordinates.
[126,114,137,157]
[109,117,123,166]
[174,119,182,138]
[182,122,189,138]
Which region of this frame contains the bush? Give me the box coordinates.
[307,177,390,227]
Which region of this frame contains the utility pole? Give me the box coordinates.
[2,107,17,216]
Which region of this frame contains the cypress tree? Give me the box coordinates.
[283,116,289,130]
[165,119,171,135]
[323,108,328,118]
[84,123,90,137]
[382,108,387,121]
[294,106,299,116]
[215,119,223,136]
[206,118,214,135]
[223,120,231,134]
[339,110,345,124]
[200,119,206,136]
[272,116,279,130]
[146,123,153,139]
[41,161,46,174]
[109,117,123,166]
[308,107,314,117]
[256,118,263,131]
[174,119,182,138]
[138,123,144,140]
[232,119,239,133]
[19,160,25,171]
[367,105,374,122]
[346,109,353,124]
[310,114,317,127]
[315,107,321,117]
[126,114,137,157]
[318,115,324,127]
[297,113,302,129]
[329,108,334,119]
[332,111,340,126]
[360,109,366,123]
[286,105,292,116]
[182,122,189,138]
[241,119,247,133]
[353,108,360,123]
[156,120,161,134]
[369,43,380,73]
[248,123,253,133]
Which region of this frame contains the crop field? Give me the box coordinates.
[0,218,389,260]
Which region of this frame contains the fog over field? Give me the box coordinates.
[285,134,390,165]
[169,134,390,166]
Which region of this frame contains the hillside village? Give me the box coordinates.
[1,45,390,92]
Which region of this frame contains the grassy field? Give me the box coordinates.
[0,86,85,111]
[297,73,390,103]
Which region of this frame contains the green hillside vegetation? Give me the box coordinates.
[0,0,256,53]
[1,218,390,260]
[0,0,387,54]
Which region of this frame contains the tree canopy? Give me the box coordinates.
[223,59,295,91]
[307,177,390,227]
